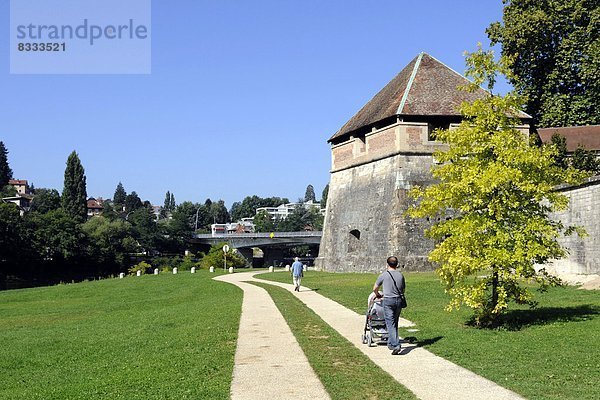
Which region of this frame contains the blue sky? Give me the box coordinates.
[0,1,507,209]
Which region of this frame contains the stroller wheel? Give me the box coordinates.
[367,333,373,347]
[361,334,367,344]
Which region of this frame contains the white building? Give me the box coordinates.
[210,219,255,236]
[256,200,322,220]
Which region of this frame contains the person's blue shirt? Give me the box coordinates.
[291,261,304,277]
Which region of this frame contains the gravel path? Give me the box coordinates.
[216,270,524,400]
[214,273,330,399]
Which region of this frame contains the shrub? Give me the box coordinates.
[128,261,152,276]
[179,255,200,271]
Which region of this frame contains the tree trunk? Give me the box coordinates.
[491,269,499,309]
[489,268,500,327]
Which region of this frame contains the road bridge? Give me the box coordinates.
[190,232,322,267]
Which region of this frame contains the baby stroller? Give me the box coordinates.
[361,292,388,346]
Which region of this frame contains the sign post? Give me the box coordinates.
[223,244,229,271]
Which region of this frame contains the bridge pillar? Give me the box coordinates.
[263,247,285,268]
[236,248,253,267]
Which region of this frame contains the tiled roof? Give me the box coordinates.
[87,198,104,209]
[538,125,600,152]
[329,52,530,142]
[9,179,27,185]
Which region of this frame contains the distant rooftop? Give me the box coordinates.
[538,125,600,152]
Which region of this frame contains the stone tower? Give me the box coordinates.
[316,53,530,272]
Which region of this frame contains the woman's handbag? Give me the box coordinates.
[388,271,407,308]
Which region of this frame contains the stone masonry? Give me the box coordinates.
[318,122,443,272]
[316,52,598,276]
[547,177,600,275]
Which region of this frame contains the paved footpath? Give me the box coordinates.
[213,273,330,399]
[216,271,524,400]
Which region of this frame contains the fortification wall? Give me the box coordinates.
[316,153,437,272]
[331,121,446,172]
[318,121,445,273]
[547,177,600,275]
[319,121,599,275]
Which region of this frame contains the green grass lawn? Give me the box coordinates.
[259,271,600,400]
[0,271,242,400]
[3,268,598,400]
[251,281,417,400]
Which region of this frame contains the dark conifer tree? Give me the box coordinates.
[124,191,143,213]
[113,182,127,206]
[163,191,171,211]
[304,184,316,202]
[550,133,568,169]
[61,151,88,221]
[0,141,13,188]
[169,193,176,210]
[571,146,600,174]
[320,184,329,209]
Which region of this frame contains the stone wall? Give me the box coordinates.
[330,121,448,172]
[547,177,600,275]
[319,120,599,275]
[319,121,447,273]
[316,152,437,273]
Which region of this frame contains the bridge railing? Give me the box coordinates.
[194,231,322,239]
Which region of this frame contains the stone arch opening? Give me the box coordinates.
[348,229,361,253]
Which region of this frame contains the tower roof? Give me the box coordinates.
[329,52,529,142]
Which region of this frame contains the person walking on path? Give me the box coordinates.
[291,257,304,292]
[373,256,406,355]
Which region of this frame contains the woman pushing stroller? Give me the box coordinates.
[372,256,406,355]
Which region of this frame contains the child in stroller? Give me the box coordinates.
[361,292,388,346]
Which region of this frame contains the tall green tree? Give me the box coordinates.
[306,207,324,230]
[113,182,126,207]
[253,210,275,232]
[488,0,600,127]
[408,48,588,327]
[163,191,172,211]
[171,201,201,232]
[82,216,136,271]
[230,195,289,221]
[170,193,176,210]
[0,185,17,198]
[124,191,143,213]
[321,184,329,209]
[277,205,306,232]
[571,146,600,173]
[127,207,159,255]
[304,184,316,202]
[0,141,13,188]
[160,190,172,219]
[550,133,568,169]
[0,203,26,277]
[209,200,229,223]
[61,151,88,221]
[27,208,89,281]
[30,188,61,214]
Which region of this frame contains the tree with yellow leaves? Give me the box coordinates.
[408,48,588,327]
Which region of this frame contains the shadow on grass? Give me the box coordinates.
[494,304,600,331]
[398,336,444,354]
[402,335,443,347]
[414,335,443,347]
